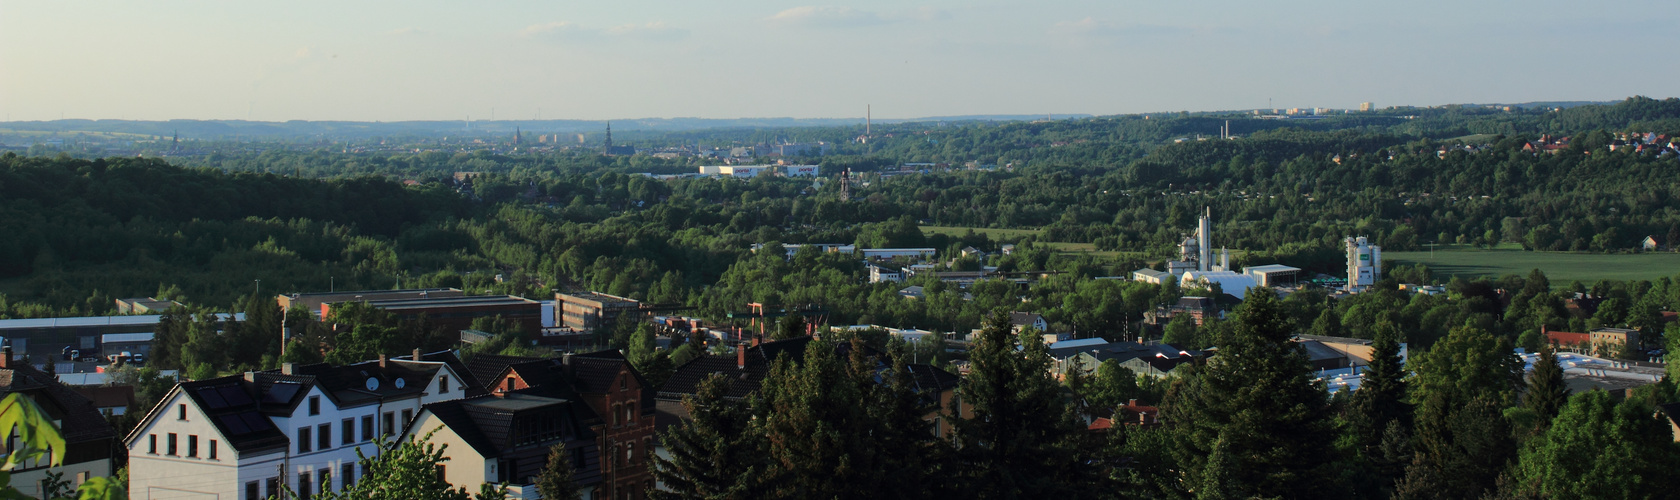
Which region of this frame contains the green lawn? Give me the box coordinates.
[1383,247,1680,284]
[919,225,1043,239]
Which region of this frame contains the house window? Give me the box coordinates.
[382,412,394,437]
[620,375,627,391]
[439,375,449,394]
[297,472,312,500]
[148,434,157,454]
[318,469,332,494]
[362,415,374,441]
[627,402,636,424]
[342,418,354,445]
[187,435,198,457]
[506,376,516,392]
[298,427,312,453]
[166,433,178,455]
[612,404,621,427]
[573,447,585,469]
[342,463,355,488]
[245,481,259,500]
[209,440,218,460]
[178,404,187,420]
[265,477,279,499]
[401,409,413,429]
[318,423,331,451]
[435,465,446,482]
[309,396,321,416]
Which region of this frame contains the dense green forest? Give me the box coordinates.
[7,97,1680,499]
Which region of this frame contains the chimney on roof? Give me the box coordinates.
[244,371,258,382]
[752,334,761,347]
[282,363,295,375]
[0,346,10,369]
[737,345,747,370]
[562,353,573,366]
[413,348,422,362]
[379,354,388,368]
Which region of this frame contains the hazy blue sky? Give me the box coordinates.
[3,1,1675,121]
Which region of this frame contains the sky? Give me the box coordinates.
[2,1,1676,122]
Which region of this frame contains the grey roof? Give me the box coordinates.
[1297,341,1347,362]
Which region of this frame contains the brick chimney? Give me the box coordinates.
[737,345,747,370]
[281,363,295,375]
[378,354,388,368]
[413,348,422,362]
[0,346,10,369]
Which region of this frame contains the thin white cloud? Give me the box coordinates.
[1051,17,1192,38]
[770,6,884,27]
[521,21,689,42]
[767,6,949,28]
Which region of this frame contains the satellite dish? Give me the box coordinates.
[394,378,407,389]
[366,378,380,391]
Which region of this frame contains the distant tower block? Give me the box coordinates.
[1345,236,1382,291]
[1360,102,1375,112]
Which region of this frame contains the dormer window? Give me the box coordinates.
[308,396,321,416]
[439,375,450,394]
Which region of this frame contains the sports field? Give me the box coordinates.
[1383,246,1680,284]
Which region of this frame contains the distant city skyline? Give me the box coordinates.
[2,0,1675,122]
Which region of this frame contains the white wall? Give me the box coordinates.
[127,391,240,499]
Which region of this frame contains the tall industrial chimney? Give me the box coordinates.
[1197,208,1212,272]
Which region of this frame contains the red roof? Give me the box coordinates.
[1546,331,1591,345]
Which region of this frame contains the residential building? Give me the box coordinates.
[1009,312,1049,333]
[409,351,656,499]
[73,385,137,416]
[1145,297,1217,327]
[1051,341,1200,380]
[0,348,117,497]
[1591,327,1640,355]
[125,350,477,499]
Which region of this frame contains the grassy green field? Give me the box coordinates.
[919,225,1043,240]
[1384,246,1680,284]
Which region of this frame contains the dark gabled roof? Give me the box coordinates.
[501,350,655,411]
[168,376,290,454]
[463,354,546,392]
[278,357,449,409]
[416,393,597,460]
[73,385,136,410]
[906,364,960,393]
[398,350,487,398]
[1009,312,1044,326]
[1657,402,1680,426]
[0,363,116,445]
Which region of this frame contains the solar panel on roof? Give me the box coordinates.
[241,412,273,432]
[218,386,253,407]
[219,414,251,435]
[199,387,229,410]
[263,383,302,404]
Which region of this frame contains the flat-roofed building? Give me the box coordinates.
[115,297,181,314]
[557,292,641,333]
[341,296,543,335]
[276,288,464,318]
[1243,264,1302,288]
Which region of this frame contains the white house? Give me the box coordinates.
[125,350,476,500]
[868,264,903,283]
